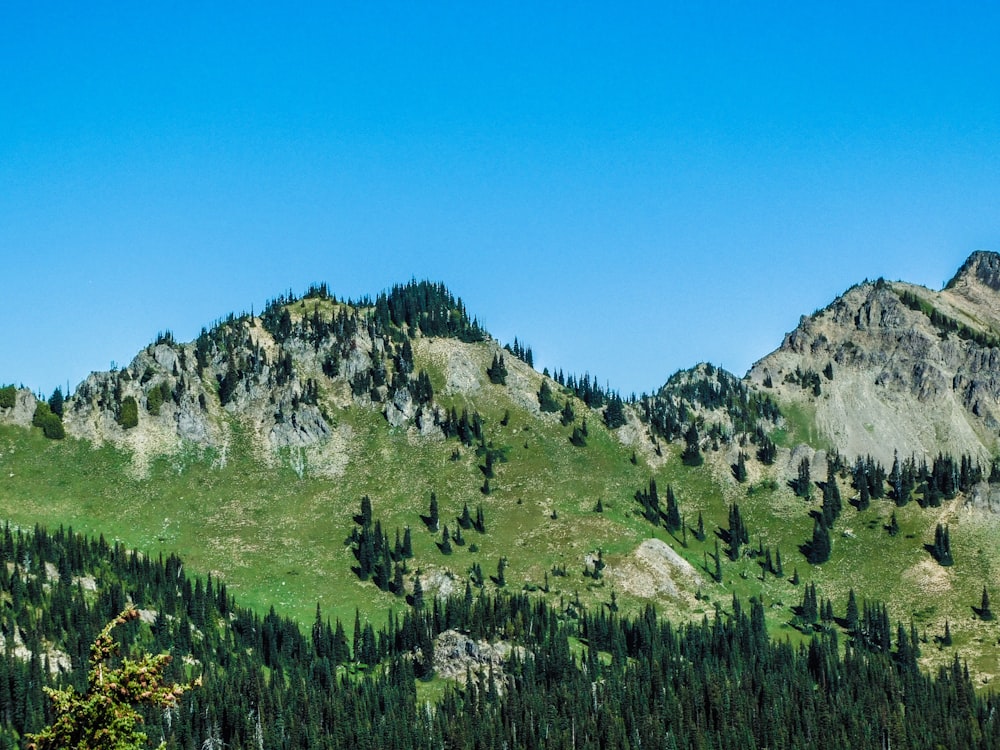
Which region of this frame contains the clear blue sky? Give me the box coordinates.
[2,3,998,398]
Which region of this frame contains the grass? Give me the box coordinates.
[2,345,999,686]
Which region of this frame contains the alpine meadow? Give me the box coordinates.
[2,255,1000,747]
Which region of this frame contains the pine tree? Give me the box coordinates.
[411,576,424,610]
[932,523,953,566]
[757,434,777,464]
[560,400,576,426]
[980,587,993,621]
[807,517,831,564]
[664,486,681,533]
[681,424,703,467]
[47,387,64,418]
[695,512,706,542]
[440,525,452,555]
[846,589,859,633]
[402,527,413,558]
[888,510,900,537]
[538,381,560,412]
[733,451,747,482]
[428,492,439,531]
[486,353,508,385]
[603,395,626,429]
[795,457,812,499]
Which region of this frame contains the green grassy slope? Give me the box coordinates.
[2,308,999,685]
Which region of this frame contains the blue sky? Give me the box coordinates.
[2,3,998,398]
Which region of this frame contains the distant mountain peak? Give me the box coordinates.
[945,250,1000,291]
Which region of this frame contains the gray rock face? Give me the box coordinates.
[2,389,38,428]
[384,387,414,428]
[750,254,1000,464]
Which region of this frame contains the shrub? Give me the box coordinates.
[119,396,139,429]
[0,385,15,409]
[32,402,65,440]
[147,384,163,415]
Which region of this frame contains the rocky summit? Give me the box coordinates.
[749,251,1000,465]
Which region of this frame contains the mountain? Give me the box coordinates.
[749,250,1000,465]
[2,261,1000,688]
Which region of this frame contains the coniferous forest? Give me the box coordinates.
[1,523,998,749]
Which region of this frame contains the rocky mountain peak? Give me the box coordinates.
[946,250,1000,292]
[749,257,1000,464]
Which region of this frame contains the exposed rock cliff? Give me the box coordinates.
[748,252,1000,464]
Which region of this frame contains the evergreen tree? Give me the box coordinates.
[681,424,703,467]
[428,492,439,531]
[980,587,993,621]
[932,523,953,566]
[757,434,777,465]
[664,485,681,533]
[495,557,507,588]
[402,527,413,558]
[794,457,812,499]
[47,387,63,419]
[887,510,900,537]
[733,451,748,482]
[560,400,576,426]
[486,353,508,385]
[807,517,831,564]
[28,607,196,750]
[411,576,424,609]
[846,589,859,633]
[603,395,626,429]
[695,511,706,542]
[440,525,452,555]
[537,381,560,412]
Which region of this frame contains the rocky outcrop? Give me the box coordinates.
[749,253,1000,464]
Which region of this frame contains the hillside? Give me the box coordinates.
[749,251,1000,465]
[2,266,1000,688]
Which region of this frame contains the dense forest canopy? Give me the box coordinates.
[2,523,998,749]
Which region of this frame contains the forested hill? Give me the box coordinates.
[3,523,999,749]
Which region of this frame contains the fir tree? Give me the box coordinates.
[980,587,993,621]
[495,557,507,588]
[537,381,560,412]
[734,451,748,482]
[887,510,900,537]
[428,492,439,531]
[794,457,812,499]
[603,395,626,429]
[681,424,703,466]
[486,353,508,385]
[664,485,681,533]
[440,525,452,555]
[807,517,831,564]
[846,589,859,633]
